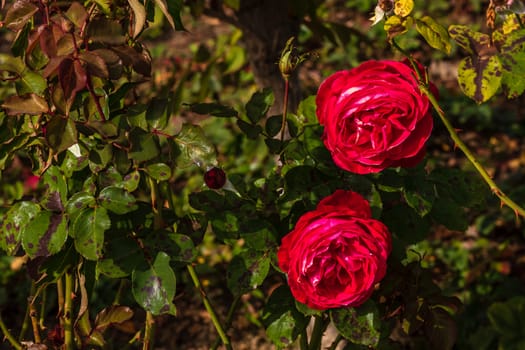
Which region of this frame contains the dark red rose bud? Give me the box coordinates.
[204,167,226,189]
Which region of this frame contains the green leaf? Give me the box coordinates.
[146,98,169,130]
[188,102,238,118]
[2,93,48,115]
[97,235,143,278]
[245,88,274,123]
[236,119,262,139]
[174,124,216,167]
[488,297,525,338]
[382,204,430,245]
[145,163,171,181]
[89,143,113,173]
[265,115,283,138]
[262,285,308,348]
[144,231,197,263]
[296,95,317,125]
[430,197,468,231]
[166,0,185,31]
[45,116,78,155]
[21,211,67,258]
[426,307,458,350]
[153,0,175,29]
[66,192,96,222]
[0,54,25,75]
[98,186,138,214]
[498,29,525,99]
[416,16,451,54]
[94,305,134,331]
[16,70,47,95]
[71,207,110,260]
[330,301,381,347]
[0,202,40,255]
[227,249,270,296]
[117,170,141,192]
[128,127,160,163]
[132,252,177,316]
[457,55,502,104]
[65,2,88,28]
[41,165,68,212]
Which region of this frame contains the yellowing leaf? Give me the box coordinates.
[128,0,146,38]
[394,0,414,17]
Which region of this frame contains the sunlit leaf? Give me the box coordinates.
[4,0,38,31]
[98,186,138,214]
[71,207,110,260]
[416,16,451,54]
[128,0,146,38]
[22,211,67,258]
[94,305,134,331]
[0,202,40,255]
[2,93,48,115]
[174,123,216,167]
[330,302,381,347]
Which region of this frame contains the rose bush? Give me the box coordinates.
[316,60,434,174]
[277,190,392,310]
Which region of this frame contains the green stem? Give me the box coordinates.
[186,264,232,350]
[280,78,290,143]
[300,326,309,350]
[29,298,41,343]
[64,271,75,350]
[211,296,241,350]
[19,283,35,341]
[113,279,128,305]
[143,311,155,350]
[0,312,22,350]
[308,315,327,350]
[421,85,525,218]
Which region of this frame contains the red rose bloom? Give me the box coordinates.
[277,190,392,310]
[316,60,434,174]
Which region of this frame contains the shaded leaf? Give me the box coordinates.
[59,58,87,110]
[188,102,238,118]
[246,88,274,123]
[132,252,177,316]
[153,0,175,29]
[45,116,78,154]
[430,197,468,231]
[146,98,169,130]
[66,192,96,222]
[87,18,126,44]
[227,249,270,296]
[79,51,109,78]
[236,119,262,139]
[265,115,283,138]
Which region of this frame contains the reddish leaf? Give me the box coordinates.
[79,51,109,78]
[65,2,88,28]
[2,93,48,115]
[91,49,122,80]
[58,58,87,108]
[4,0,38,31]
[42,56,66,78]
[94,305,134,332]
[39,25,58,58]
[111,45,151,76]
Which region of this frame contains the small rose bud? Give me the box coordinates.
[204,167,226,189]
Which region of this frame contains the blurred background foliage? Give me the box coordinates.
[0,0,525,349]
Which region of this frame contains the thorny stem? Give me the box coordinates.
[187,264,232,350]
[29,298,41,343]
[280,78,290,143]
[143,311,155,350]
[421,85,525,218]
[308,315,328,350]
[64,271,75,350]
[392,39,525,218]
[211,296,241,350]
[19,283,36,341]
[0,312,22,350]
[300,327,309,350]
